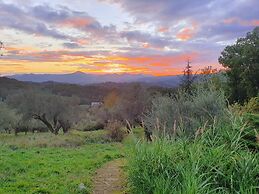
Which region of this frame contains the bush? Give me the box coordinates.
[106,121,126,142]
[75,120,104,131]
[128,113,259,193]
[144,83,227,138]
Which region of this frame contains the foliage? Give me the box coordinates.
[106,121,126,142]
[219,27,259,103]
[0,101,20,132]
[128,112,259,194]
[76,121,104,132]
[144,83,227,138]
[7,90,80,134]
[104,84,151,124]
[229,97,259,150]
[74,106,105,131]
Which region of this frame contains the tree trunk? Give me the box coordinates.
[33,113,59,135]
[33,114,70,135]
[59,119,70,133]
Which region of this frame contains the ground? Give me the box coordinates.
[93,159,126,194]
[0,130,126,194]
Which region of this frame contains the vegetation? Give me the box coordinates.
[128,136,258,193]
[0,143,122,193]
[128,87,259,194]
[105,120,127,142]
[219,27,259,103]
[144,83,226,138]
[0,27,258,194]
[0,101,20,133]
[0,130,112,148]
[7,90,80,134]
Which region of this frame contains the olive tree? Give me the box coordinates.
[144,83,227,138]
[7,90,80,135]
[0,101,20,132]
[103,84,151,125]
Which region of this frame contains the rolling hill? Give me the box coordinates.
[8,71,183,87]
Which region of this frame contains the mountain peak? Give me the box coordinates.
[72,71,85,75]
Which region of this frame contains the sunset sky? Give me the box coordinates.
[0,0,258,76]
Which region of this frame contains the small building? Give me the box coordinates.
[91,101,103,107]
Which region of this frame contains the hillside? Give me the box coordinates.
[8,71,183,87]
[0,77,174,104]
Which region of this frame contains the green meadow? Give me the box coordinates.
[0,131,124,194]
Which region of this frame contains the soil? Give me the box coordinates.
[92,159,126,194]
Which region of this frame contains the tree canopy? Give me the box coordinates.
[219,27,259,103]
[7,90,80,134]
[0,101,20,131]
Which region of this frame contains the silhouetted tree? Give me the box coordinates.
[0,41,4,56]
[181,60,195,95]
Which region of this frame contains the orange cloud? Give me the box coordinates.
[142,42,150,48]
[154,67,183,76]
[223,18,237,24]
[1,47,202,76]
[5,46,39,53]
[158,27,169,33]
[60,17,95,28]
[122,52,198,67]
[176,28,195,41]
[241,19,259,26]
[223,17,259,26]
[76,39,89,45]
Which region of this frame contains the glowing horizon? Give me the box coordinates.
[0,0,258,76]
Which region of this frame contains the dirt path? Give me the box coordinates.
[92,159,126,194]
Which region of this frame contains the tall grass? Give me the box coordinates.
[128,117,259,193]
[128,84,259,194]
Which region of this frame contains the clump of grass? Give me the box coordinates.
[128,113,259,194]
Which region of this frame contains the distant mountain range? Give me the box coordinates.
[7,71,183,87]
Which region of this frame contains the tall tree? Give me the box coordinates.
[0,41,4,56]
[181,59,195,95]
[219,27,259,103]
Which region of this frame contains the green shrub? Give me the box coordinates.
[106,121,126,142]
[77,122,104,131]
[144,84,227,138]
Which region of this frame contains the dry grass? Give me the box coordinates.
[0,130,109,148]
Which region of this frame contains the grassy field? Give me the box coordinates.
[0,131,124,194]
